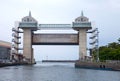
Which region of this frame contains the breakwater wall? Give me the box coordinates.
[75,61,120,71]
[42,60,76,63]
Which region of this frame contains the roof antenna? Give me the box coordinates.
[29,11,31,17]
[81,10,84,16]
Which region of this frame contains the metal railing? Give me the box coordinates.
[38,24,72,30]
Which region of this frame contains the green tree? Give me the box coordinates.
[98,38,120,61]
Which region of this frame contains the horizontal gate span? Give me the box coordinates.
[32,34,79,45]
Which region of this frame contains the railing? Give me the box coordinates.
[19,23,91,30]
[38,24,72,30]
[72,22,91,27]
[19,23,38,27]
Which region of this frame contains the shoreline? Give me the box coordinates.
[0,62,29,67]
[1,61,120,71]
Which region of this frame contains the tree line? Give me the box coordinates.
[98,38,120,61]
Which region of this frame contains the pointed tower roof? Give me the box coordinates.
[19,11,38,30]
[21,11,37,23]
[72,11,92,31]
[75,11,89,22]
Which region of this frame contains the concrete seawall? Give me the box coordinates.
[0,62,29,67]
[75,61,120,71]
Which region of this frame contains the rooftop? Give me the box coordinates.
[0,40,11,48]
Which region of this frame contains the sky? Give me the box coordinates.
[0,0,120,61]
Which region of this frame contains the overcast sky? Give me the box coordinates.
[0,0,120,61]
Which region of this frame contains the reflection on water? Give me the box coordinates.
[0,61,120,81]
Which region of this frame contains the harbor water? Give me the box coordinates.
[0,62,120,81]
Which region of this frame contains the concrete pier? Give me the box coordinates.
[75,61,120,71]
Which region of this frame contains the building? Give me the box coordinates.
[0,40,11,62]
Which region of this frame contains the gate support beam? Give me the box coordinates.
[78,29,87,60]
[23,28,35,64]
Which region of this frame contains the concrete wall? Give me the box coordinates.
[79,29,87,60]
[0,40,11,48]
[23,29,33,63]
[0,46,10,60]
[0,41,11,61]
[75,61,120,71]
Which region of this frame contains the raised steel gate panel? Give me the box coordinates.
[32,34,78,45]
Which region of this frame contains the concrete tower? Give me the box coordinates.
[19,12,38,64]
[72,11,92,60]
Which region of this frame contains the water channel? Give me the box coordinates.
[0,62,120,81]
